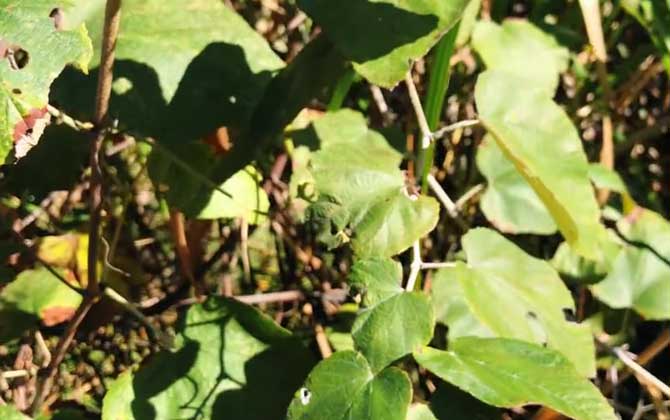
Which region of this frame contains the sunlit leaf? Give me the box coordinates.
[414,338,616,420]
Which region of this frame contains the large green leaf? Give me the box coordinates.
[414,338,616,420]
[349,257,435,372]
[297,0,470,87]
[307,110,440,257]
[475,70,604,259]
[592,209,670,319]
[432,228,595,377]
[287,350,411,420]
[0,0,92,163]
[0,267,82,342]
[476,136,556,234]
[472,19,568,93]
[101,297,315,420]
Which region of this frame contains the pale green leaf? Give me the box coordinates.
[406,404,437,420]
[196,166,269,224]
[432,228,596,377]
[308,110,440,257]
[0,405,30,420]
[101,297,315,420]
[287,350,411,420]
[0,0,92,162]
[475,70,605,259]
[297,0,470,87]
[350,258,404,306]
[472,19,569,92]
[414,338,616,420]
[587,163,628,194]
[592,209,670,319]
[477,136,556,234]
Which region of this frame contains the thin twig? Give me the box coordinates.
[611,346,670,398]
[46,105,94,132]
[426,174,458,218]
[405,72,433,149]
[34,331,51,368]
[1,370,28,380]
[235,290,304,305]
[406,242,422,292]
[432,119,480,140]
[420,262,457,270]
[455,183,485,210]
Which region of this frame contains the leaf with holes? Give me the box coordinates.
[414,338,616,420]
[297,0,470,87]
[101,297,315,420]
[476,136,557,235]
[431,228,595,377]
[0,0,92,163]
[476,70,605,259]
[349,257,435,373]
[287,350,411,420]
[306,110,440,257]
[472,19,569,93]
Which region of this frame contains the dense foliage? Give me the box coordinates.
[0,0,669,419]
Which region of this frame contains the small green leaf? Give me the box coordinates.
[102,297,315,420]
[0,0,92,162]
[414,338,616,420]
[0,267,82,342]
[307,110,440,257]
[587,163,628,194]
[592,209,670,320]
[298,0,470,87]
[476,136,556,234]
[348,257,434,372]
[472,19,569,92]
[476,70,605,258]
[287,350,411,420]
[406,404,437,420]
[432,228,595,377]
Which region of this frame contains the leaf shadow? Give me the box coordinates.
[298,0,439,62]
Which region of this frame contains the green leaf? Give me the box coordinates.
[101,297,315,420]
[307,110,440,257]
[592,209,670,319]
[472,20,569,93]
[476,136,556,234]
[414,338,616,420]
[0,267,82,342]
[287,350,411,420]
[432,228,596,377]
[0,0,92,163]
[621,0,670,73]
[349,257,434,372]
[475,70,605,258]
[0,405,30,420]
[193,166,269,224]
[587,163,628,194]
[298,0,470,87]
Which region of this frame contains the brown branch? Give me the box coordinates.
[30,0,122,415]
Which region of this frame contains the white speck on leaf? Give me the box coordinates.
[300,387,311,405]
[229,96,237,104]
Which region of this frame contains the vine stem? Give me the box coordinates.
[30,0,122,415]
[432,119,480,140]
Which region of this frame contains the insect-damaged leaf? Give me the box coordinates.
[0,0,92,163]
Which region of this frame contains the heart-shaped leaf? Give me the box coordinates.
[287,350,411,420]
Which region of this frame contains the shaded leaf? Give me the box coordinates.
[472,19,569,93]
[414,338,616,420]
[0,0,92,162]
[475,70,604,258]
[298,0,470,87]
[432,228,595,377]
[287,350,411,420]
[102,297,315,420]
[307,110,440,257]
[429,383,501,420]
